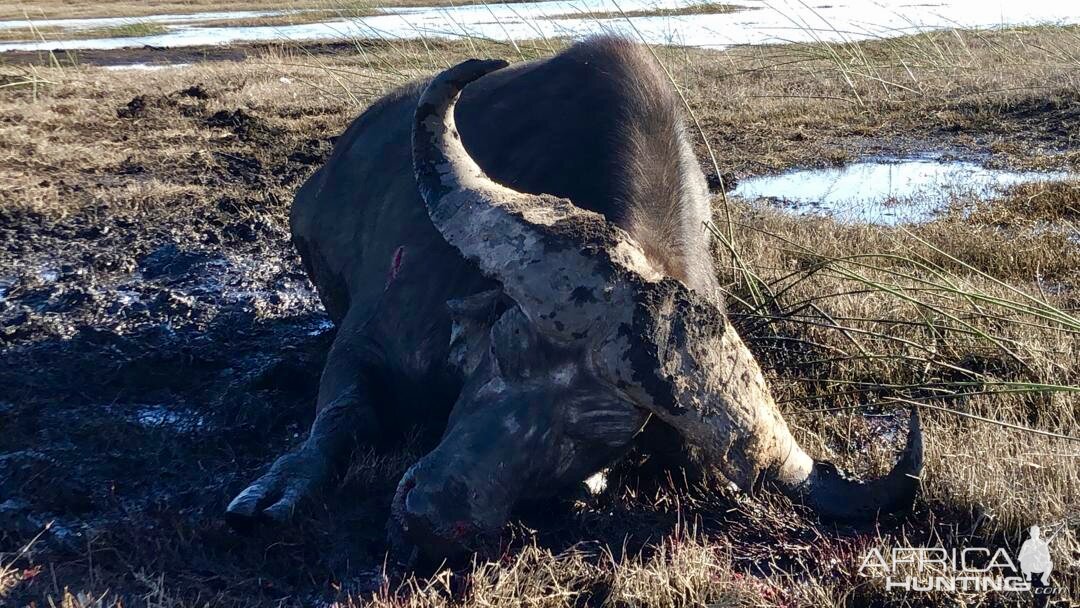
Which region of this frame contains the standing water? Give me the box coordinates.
[731,158,1073,225]
[1,0,1079,52]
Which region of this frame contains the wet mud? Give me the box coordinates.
[0,80,384,603]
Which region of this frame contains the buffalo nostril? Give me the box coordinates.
[400,482,439,539]
[404,485,431,518]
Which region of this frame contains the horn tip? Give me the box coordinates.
[899,406,924,475]
[799,408,925,521]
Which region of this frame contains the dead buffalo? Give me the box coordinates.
[226,36,922,559]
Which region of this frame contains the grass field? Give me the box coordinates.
[0,21,173,43]
[0,0,538,20]
[0,23,1077,608]
[0,15,372,43]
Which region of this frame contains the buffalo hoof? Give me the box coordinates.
[225,449,327,532]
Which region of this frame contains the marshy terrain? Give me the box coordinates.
[0,8,1078,608]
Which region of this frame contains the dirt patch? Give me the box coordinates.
[0,69,366,603]
[0,202,359,603]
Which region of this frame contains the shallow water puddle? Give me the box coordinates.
[132,404,206,431]
[731,158,1072,225]
[2,0,1080,52]
[103,62,192,70]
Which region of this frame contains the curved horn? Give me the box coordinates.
[412,58,652,344]
[411,59,922,520]
[412,58,509,213]
[612,285,922,519]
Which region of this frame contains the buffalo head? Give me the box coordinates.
[392,292,648,557]
[395,58,923,558]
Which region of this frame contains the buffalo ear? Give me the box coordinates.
[446,288,512,320]
[446,289,511,377]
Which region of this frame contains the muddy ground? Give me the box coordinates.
[1,32,1078,607]
[0,86,355,602]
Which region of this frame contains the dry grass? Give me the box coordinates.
[0,25,1078,608]
[0,12,379,42]
[177,10,385,27]
[0,22,171,42]
[0,0,536,21]
[664,26,1080,175]
[4,0,343,20]
[364,535,774,608]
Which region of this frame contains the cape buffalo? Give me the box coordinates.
[226,36,922,559]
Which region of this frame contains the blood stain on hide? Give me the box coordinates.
[386,245,406,288]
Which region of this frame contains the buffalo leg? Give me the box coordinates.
[226,311,383,528]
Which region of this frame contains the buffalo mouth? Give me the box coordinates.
[391,471,495,561]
